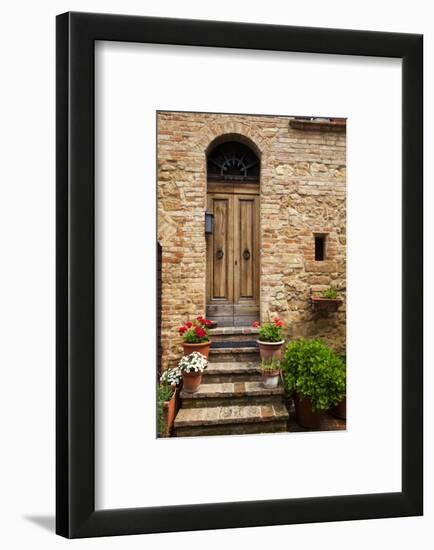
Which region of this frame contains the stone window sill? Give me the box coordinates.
[305,261,337,273]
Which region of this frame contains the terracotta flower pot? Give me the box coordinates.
[261,370,280,388]
[311,297,342,313]
[182,340,211,358]
[294,394,322,429]
[331,395,346,420]
[160,388,178,437]
[257,340,284,361]
[182,371,203,393]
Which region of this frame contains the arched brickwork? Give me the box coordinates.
[194,120,268,157]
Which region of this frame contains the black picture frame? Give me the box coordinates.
[56,11,423,538]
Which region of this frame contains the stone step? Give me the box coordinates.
[208,316,258,327]
[208,346,260,363]
[210,326,259,343]
[211,340,257,349]
[203,361,262,383]
[174,403,289,437]
[180,380,284,408]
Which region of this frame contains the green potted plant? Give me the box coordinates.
[260,358,281,388]
[157,365,182,437]
[178,315,212,358]
[311,287,342,312]
[178,351,208,393]
[331,347,346,419]
[282,338,346,429]
[253,316,285,360]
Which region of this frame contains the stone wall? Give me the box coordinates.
[157,112,346,369]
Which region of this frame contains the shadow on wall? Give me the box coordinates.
[23,515,55,533]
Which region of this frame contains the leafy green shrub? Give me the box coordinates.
[338,346,346,366]
[321,288,338,299]
[282,338,346,411]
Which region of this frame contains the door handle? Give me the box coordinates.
[216,249,224,260]
[243,248,251,261]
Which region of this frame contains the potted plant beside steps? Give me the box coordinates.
[253,316,285,361]
[179,351,208,393]
[157,365,182,437]
[178,315,212,358]
[260,358,281,388]
[282,338,346,429]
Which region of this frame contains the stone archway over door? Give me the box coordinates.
[205,140,260,327]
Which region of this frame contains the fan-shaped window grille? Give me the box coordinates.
[207,141,260,182]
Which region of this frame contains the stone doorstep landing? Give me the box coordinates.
[180,381,284,400]
[210,326,260,336]
[174,403,288,428]
[208,317,258,328]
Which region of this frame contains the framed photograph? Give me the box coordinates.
[56,12,423,538]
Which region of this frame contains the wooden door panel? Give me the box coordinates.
[206,195,233,304]
[239,199,254,298]
[213,199,228,298]
[234,195,259,306]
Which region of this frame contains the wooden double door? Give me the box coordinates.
[206,184,260,327]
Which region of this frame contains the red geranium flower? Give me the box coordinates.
[252,321,260,328]
[185,321,193,328]
[196,315,204,323]
[178,326,187,334]
[204,319,212,326]
[195,326,206,338]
